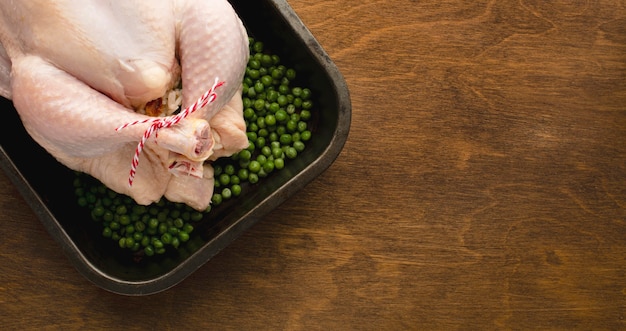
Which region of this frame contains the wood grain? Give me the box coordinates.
[1,0,625,329]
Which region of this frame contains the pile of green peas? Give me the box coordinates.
[73,178,201,256]
[73,37,314,257]
[212,37,313,205]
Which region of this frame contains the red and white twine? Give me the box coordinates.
[115,77,224,187]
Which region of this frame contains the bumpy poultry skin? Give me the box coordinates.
[0,0,250,210]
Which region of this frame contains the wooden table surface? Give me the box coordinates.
[1,1,625,329]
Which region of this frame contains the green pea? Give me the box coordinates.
[278,84,290,95]
[152,239,164,249]
[110,221,120,231]
[86,193,97,204]
[147,219,160,233]
[158,223,168,234]
[263,161,275,173]
[293,141,306,152]
[243,131,257,143]
[292,87,302,97]
[248,69,260,80]
[107,190,117,199]
[239,158,251,169]
[132,205,147,215]
[268,93,279,104]
[249,173,259,184]
[161,233,172,245]
[178,231,190,243]
[285,147,298,159]
[238,168,249,180]
[182,211,191,222]
[102,197,112,207]
[248,59,261,69]
[102,227,112,238]
[271,54,280,65]
[286,120,298,132]
[300,110,311,121]
[277,95,288,106]
[244,77,253,87]
[301,130,312,141]
[141,236,150,247]
[292,132,301,142]
[239,149,252,161]
[274,158,285,170]
[261,146,272,157]
[272,147,284,159]
[133,232,144,242]
[261,75,273,87]
[92,206,105,218]
[157,211,167,223]
[212,193,223,206]
[275,109,288,122]
[115,205,127,215]
[183,224,194,234]
[297,121,307,132]
[256,116,266,128]
[246,141,256,152]
[144,246,155,256]
[103,210,114,222]
[191,212,203,222]
[219,173,231,186]
[253,41,264,53]
[249,160,261,173]
[254,98,265,110]
[222,188,232,200]
[280,134,293,145]
[248,122,259,132]
[231,184,242,197]
[269,132,279,142]
[265,114,276,126]
[174,218,185,228]
[243,97,253,108]
[293,97,303,108]
[222,165,234,176]
[119,215,131,226]
[134,221,146,232]
[148,206,159,216]
[261,54,273,67]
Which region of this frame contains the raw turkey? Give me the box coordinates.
[0,0,250,210]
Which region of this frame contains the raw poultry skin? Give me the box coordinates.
[0,0,250,210]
